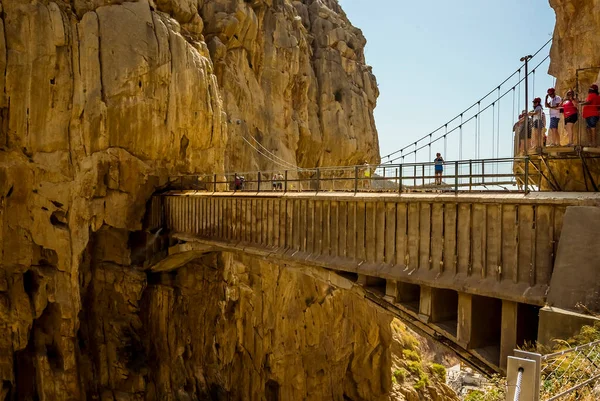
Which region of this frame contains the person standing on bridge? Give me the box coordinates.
[545,88,562,146]
[528,97,545,149]
[560,90,579,146]
[434,153,444,185]
[581,84,600,146]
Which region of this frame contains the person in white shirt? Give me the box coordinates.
[545,88,562,146]
[528,97,545,149]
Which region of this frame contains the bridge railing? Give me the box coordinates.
[167,157,545,194]
[506,340,600,401]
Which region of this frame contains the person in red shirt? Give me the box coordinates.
[581,84,600,146]
[560,90,579,146]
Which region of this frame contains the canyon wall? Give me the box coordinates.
[0,0,384,399]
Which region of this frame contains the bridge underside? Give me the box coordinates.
[147,191,600,371]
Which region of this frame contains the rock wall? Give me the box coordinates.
[0,0,383,399]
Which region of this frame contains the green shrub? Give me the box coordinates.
[429,363,446,381]
[464,390,485,401]
[393,368,408,383]
[413,373,429,390]
[406,360,422,375]
[402,349,421,362]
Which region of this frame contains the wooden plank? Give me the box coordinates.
[501,205,518,283]
[485,205,501,280]
[395,203,408,268]
[365,202,376,263]
[286,199,294,249]
[273,199,280,247]
[553,206,565,267]
[471,204,485,278]
[407,202,420,271]
[301,200,309,252]
[535,205,554,286]
[457,203,471,275]
[385,203,397,265]
[444,203,457,275]
[518,205,534,285]
[313,200,322,255]
[262,199,268,246]
[375,202,386,263]
[356,201,367,261]
[430,203,444,273]
[419,203,431,270]
[338,201,348,259]
[321,201,330,257]
[293,199,301,251]
[330,201,339,257]
[346,202,356,260]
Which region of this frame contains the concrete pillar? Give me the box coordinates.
[396,282,420,303]
[356,274,368,286]
[384,280,397,303]
[500,300,518,371]
[457,292,473,349]
[419,286,432,323]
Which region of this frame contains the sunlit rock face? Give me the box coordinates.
[0,0,383,399]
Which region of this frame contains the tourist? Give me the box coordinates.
[513,110,528,155]
[272,173,278,191]
[234,173,243,191]
[363,161,371,189]
[434,153,444,185]
[277,173,284,190]
[581,84,600,146]
[545,88,562,146]
[560,90,578,146]
[528,97,545,149]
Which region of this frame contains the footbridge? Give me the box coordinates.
[145,188,600,372]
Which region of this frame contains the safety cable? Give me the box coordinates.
[246,133,298,169]
[382,55,550,164]
[381,38,552,161]
[385,54,550,163]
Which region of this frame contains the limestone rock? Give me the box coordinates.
[0,0,387,399]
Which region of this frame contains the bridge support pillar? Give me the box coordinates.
[457,293,473,348]
[500,300,518,371]
[384,280,397,303]
[419,286,432,323]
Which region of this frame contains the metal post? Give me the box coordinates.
[354,165,358,194]
[398,165,403,194]
[213,174,217,192]
[413,165,417,188]
[422,164,425,186]
[316,168,320,193]
[258,172,261,192]
[521,55,533,148]
[524,157,530,194]
[455,161,459,193]
[469,160,473,191]
[284,170,288,192]
[481,160,485,185]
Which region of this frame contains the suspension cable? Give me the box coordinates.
[241,136,298,170]
[386,54,550,163]
[381,38,552,161]
[246,132,297,169]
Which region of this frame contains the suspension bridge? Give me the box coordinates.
[140,40,600,398]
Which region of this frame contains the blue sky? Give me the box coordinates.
[338,0,556,162]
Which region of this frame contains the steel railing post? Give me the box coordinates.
[422,164,425,186]
[399,165,403,194]
[469,160,473,191]
[316,168,320,193]
[482,160,485,185]
[524,157,530,194]
[258,172,261,192]
[284,170,288,192]
[455,161,459,193]
[354,166,358,194]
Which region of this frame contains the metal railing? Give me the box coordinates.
[506,341,600,400]
[166,157,546,195]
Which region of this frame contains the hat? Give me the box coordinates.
[591,84,599,92]
[567,89,574,95]
[547,88,555,94]
[533,97,541,104]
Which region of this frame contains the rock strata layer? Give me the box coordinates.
[0,0,384,399]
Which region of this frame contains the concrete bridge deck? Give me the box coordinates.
[147,191,600,370]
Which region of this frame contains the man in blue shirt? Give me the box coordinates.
[434,153,444,185]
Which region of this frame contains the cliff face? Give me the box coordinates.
[549,0,600,94]
[0,0,385,399]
